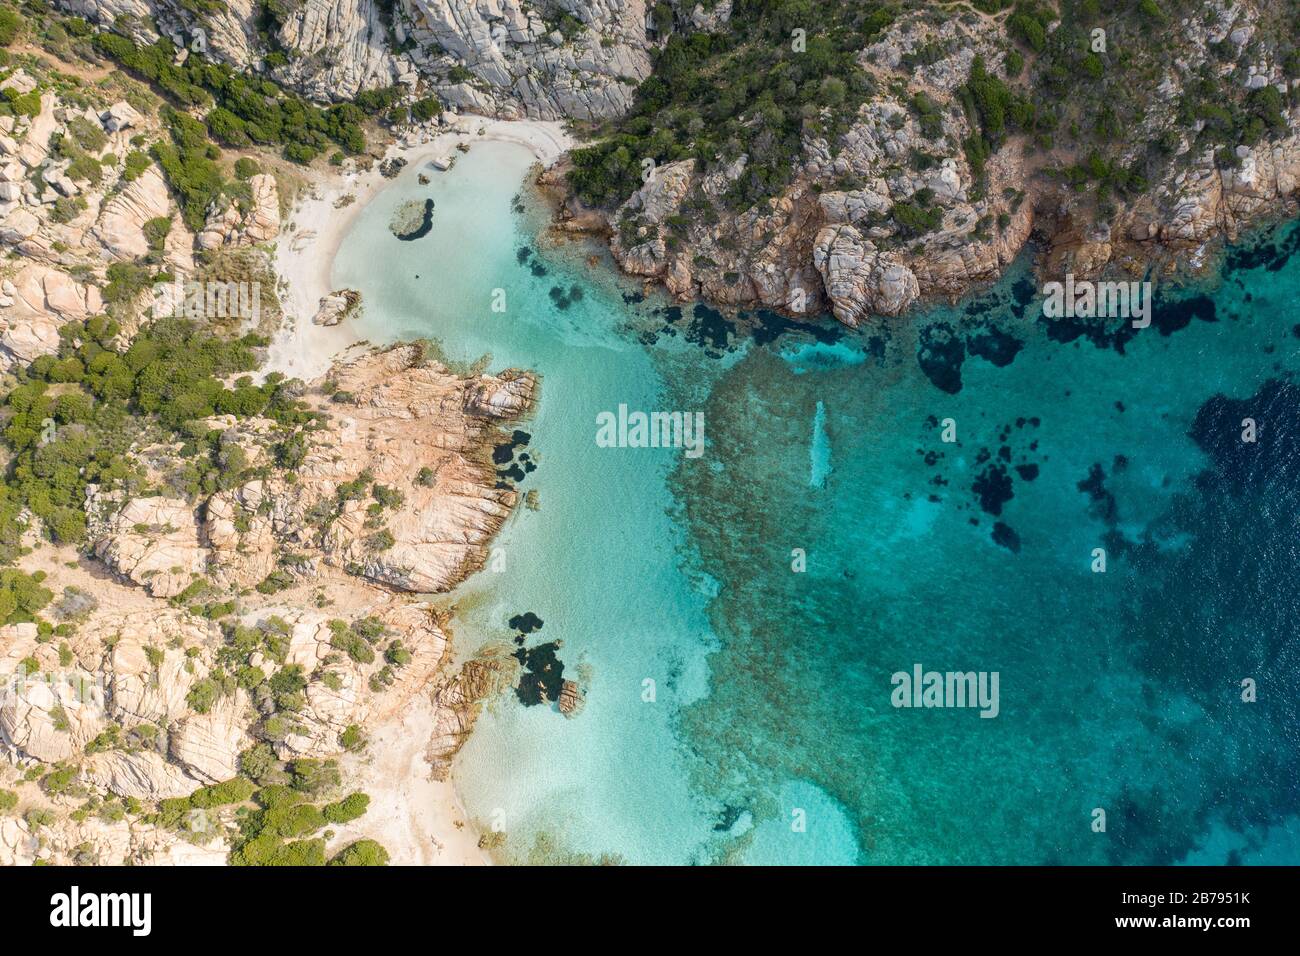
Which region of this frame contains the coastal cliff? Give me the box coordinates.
[551,0,1300,327]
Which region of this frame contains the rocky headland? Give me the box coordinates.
[1,339,535,865]
[548,0,1300,328]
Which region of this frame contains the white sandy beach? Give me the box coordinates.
[269,116,572,866]
[265,115,573,380]
[334,692,491,866]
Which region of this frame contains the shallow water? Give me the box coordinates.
[334,140,1300,864]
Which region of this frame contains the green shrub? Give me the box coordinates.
[152,108,230,232]
[410,96,442,122]
[67,116,108,153]
[254,786,302,811]
[328,620,374,664]
[122,150,151,181]
[262,801,326,837]
[268,664,307,711]
[186,677,220,714]
[5,90,41,118]
[891,200,942,237]
[49,195,87,224]
[239,743,286,786]
[143,216,172,251]
[24,808,55,830]
[340,724,366,751]
[0,569,53,625]
[190,776,255,808]
[289,758,339,796]
[322,792,369,824]
[0,7,21,47]
[232,834,326,866]
[371,484,404,510]
[329,839,389,866]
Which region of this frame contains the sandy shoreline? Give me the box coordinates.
[334,692,491,866]
[267,116,571,866]
[265,115,573,381]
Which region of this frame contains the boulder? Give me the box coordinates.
[204,482,279,589]
[17,94,58,168]
[56,606,216,732]
[83,751,201,801]
[91,166,171,261]
[91,497,207,599]
[463,370,536,418]
[170,692,253,784]
[100,101,144,133]
[311,289,361,326]
[812,224,920,326]
[0,666,107,763]
[0,207,40,244]
[196,172,279,248]
[0,264,104,368]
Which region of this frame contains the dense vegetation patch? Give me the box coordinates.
[1015,0,1298,213]
[0,317,316,553]
[92,33,371,164]
[0,568,52,624]
[568,0,898,211]
[148,761,385,866]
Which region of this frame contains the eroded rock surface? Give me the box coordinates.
[90,495,207,599]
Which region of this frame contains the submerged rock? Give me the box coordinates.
[514,641,564,707]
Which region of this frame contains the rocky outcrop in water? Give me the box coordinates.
[389,198,434,240]
[306,345,537,591]
[428,648,519,778]
[577,11,1036,328]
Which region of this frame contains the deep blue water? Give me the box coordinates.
[335,142,1300,864]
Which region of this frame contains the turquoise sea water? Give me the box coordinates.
[334,140,1300,864]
